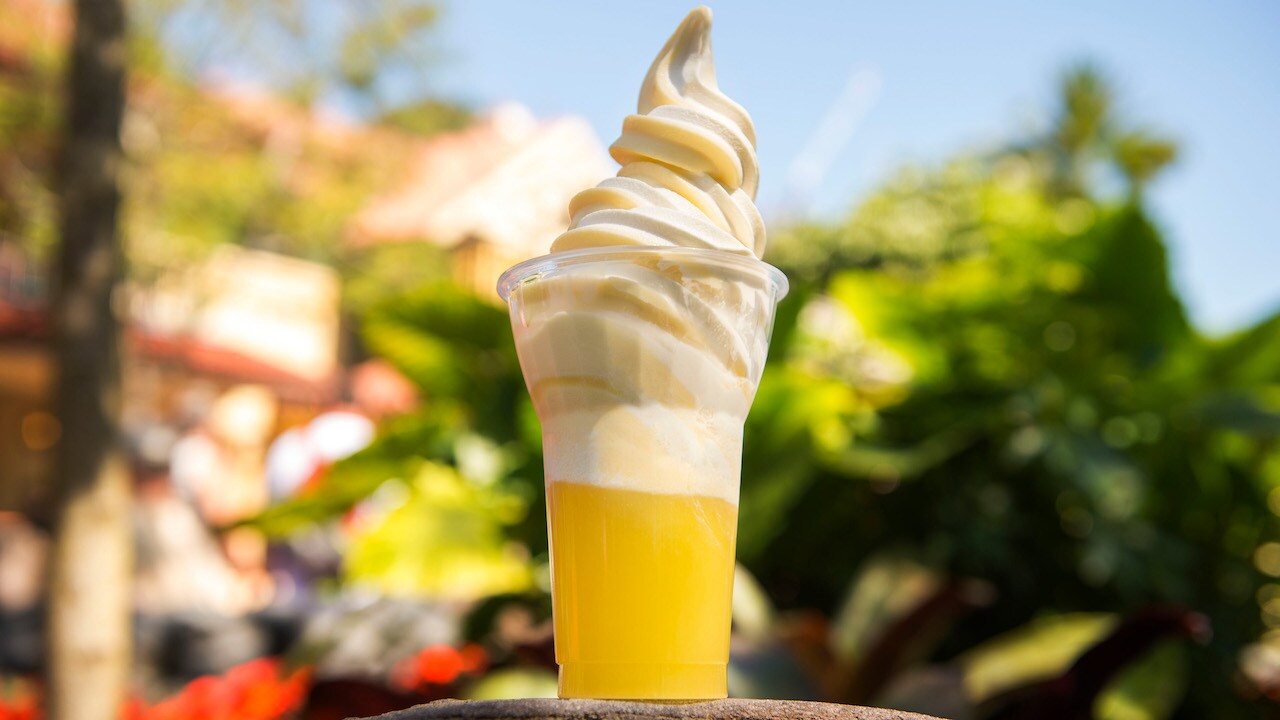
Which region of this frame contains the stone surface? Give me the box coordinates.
[360,698,945,720]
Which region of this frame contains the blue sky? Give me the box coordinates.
[425,0,1279,333]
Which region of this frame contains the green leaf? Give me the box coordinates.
[344,462,532,599]
[958,613,1116,703]
[830,555,941,664]
[1094,641,1188,720]
[236,454,410,537]
[823,424,976,481]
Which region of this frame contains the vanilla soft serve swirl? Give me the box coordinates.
[552,5,765,258]
[508,7,779,505]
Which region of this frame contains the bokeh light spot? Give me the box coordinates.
[1044,321,1077,352]
[1267,487,1280,517]
[20,411,61,451]
[1054,198,1095,234]
[1255,543,1280,577]
[1102,417,1139,448]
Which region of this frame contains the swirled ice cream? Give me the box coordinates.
[504,5,780,506]
[552,6,764,259]
[500,6,786,699]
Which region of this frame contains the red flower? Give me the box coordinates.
[414,645,464,686]
[117,657,314,720]
[0,692,39,720]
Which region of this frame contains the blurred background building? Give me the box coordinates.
[349,102,611,295]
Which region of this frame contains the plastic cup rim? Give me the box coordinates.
[496,246,789,303]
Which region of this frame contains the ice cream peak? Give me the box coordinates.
[551,6,766,258]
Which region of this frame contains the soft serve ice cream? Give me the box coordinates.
[498,6,785,699]
[553,5,763,258]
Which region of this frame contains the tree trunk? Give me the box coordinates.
[46,1,132,719]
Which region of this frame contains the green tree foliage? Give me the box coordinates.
[344,461,532,598]
[341,241,454,315]
[1,0,470,281]
[121,80,403,268]
[0,3,63,262]
[752,194,1276,715]
[378,98,473,137]
[120,0,471,271]
[748,68,1276,716]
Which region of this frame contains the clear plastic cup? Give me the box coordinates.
[498,246,787,699]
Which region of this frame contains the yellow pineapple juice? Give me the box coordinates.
[548,480,738,698]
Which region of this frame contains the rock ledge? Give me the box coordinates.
[359,698,944,720]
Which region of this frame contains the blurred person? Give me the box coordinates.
[146,384,280,613]
[206,385,278,611]
[0,512,45,684]
[0,511,47,611]
[203,385,277,524]
[133,468,249,615]
[168,422,222,506]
